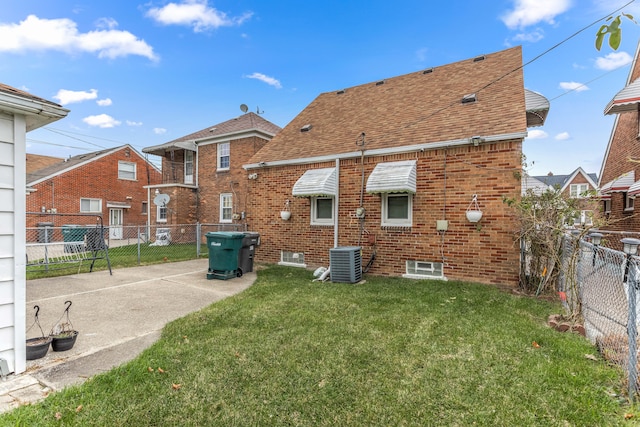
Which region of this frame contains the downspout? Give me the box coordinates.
[334,158,339,248]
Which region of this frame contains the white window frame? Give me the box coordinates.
[604,199,611,214]
[118,161,137,180]
[403,261,446,280]
[311,197,334,225]
[574,210,593,226]
[184,150,194,184]
[217,142,230,171]
[220,193,233,223]
[157,204,167,223]
[279,251,306,267]
[80,198,102,213]
[625,192,635,211]
[381,193,412,227]
[569,183,588,198]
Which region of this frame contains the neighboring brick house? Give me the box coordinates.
[599,40,640,231]
[142,112,281,227]
[243,46,549,286]
[523,168,598,226]
[26,145,161,239]
[0,83,68,374]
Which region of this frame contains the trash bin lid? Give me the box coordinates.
[205,231,245,239]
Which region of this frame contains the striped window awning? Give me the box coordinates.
[600,170,635,194]
[628,180,640,197]
[292,167,337,197]
[366,160,417,194]
[525,89,550,127]
[605,78,640,115]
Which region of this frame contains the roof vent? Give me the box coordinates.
[300,124,313,132]
[473,55,486,62]
[336,89,346,95]
[209,127,217,132]
[375,80,385,86]
[422,68,434,74]
[461,93,477,104]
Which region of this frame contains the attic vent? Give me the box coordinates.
[473,55,486,62]
[336,89,346,95]
[422,68,434,74]
[461,93,477,104]
[209,127,217,132]
[375,80,385,86]
[300,124,313,132]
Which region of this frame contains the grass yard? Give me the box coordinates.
[3,265,633,426]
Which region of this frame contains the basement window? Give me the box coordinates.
[279,251,306,268]
[404,261,445,280]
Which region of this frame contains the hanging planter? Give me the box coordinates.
[280,199,291,220]
[465,194,483,223]
[50,301,79,352]
[26,305,52,360]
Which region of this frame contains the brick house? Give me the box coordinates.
[522,168,598,226]
[242,46,549,286]
[599,40,640,231]
[142,112,281,227]
[26,145,161,240]
[0,83,68,374]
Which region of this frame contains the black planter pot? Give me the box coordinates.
[26,337,52,360]
[51,330,79,352]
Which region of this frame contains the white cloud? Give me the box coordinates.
[415,47,428,62]
[146,0,252,32]
[97,98,112,106]
[245,72,282,89]
[126,120,143,126]
[0,15,157,61]
[83,114,121,128]
[595,51,633,71]
[559,81,589,92]
[555,132,570,140]
[53,88,98,105]
[512,28,544,42]
[526,129,548,139]
[153,127,167,135]
[501,0,572,29]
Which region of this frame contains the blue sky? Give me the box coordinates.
[1,0,638,178]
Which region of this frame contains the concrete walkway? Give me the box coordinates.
[0,259,255,413]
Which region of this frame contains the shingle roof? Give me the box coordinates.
[0,83,63,109]
[26,146,129,185]
[532,170,598,189]
[248,46,528,164]
[143,112,282,155]
[26,153,64,174]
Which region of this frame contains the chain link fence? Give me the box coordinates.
[26,221,247,276]
[557,231,640,398]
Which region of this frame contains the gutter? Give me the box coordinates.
[244,131,527,170]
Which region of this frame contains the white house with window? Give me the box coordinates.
[1,83,68,374]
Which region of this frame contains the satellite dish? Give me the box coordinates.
[240,104,248,113]
[153,193,170,206]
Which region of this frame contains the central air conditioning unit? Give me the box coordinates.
[330,246,362,283]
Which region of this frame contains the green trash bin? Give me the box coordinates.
[206,232,245,280]
[62,225,88,253]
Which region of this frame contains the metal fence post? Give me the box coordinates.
[196,222,201,258]
[137,225,141,265]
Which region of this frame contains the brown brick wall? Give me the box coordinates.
[246,140,523,287]
[26,147,162,229]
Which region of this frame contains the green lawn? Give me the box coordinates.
[4,265,633,426]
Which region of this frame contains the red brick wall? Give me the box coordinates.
[246,140,523,287]
[26,147,162,229]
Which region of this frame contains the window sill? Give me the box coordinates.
[156,220,167,223]
[311,222,334,227]
[278,262,307,268]
[624,208,635,213]
[402,273,447,281]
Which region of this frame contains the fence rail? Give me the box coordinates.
[26,223,248,275]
